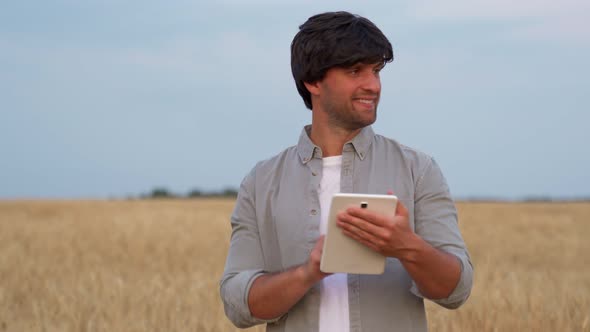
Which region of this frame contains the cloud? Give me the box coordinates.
[410,0,588,20]
[408,0,590,44]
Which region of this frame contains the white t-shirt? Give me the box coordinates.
[318,155,350,332]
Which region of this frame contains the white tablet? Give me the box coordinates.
[320,193,398,274]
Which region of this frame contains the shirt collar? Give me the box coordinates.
[297,125,375,164]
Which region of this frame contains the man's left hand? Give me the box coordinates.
[336,199,418,258]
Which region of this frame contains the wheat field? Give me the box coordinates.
[0,199,588,331]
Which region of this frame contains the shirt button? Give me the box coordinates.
[311,209,317,215]
[312,171,317,176]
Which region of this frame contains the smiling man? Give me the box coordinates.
[220,11,473,332]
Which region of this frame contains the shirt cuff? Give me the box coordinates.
[221,269,284,328]
[409,253,473,309]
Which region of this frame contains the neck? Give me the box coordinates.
[309,120,362,157]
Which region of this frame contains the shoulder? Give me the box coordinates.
[373,134,435,172]
[375,134,452,195]
[241,145,299,188]
[252,145,298,175]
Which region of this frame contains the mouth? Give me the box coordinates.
[353,97,378,109]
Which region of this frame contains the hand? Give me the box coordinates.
[300,235,332,286]
[247,235,333,320]
[336,199,418,258]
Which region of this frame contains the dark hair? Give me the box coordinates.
[291,11,394,110]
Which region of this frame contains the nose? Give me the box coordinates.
[361,72,381,93]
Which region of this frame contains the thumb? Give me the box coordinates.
[387,190,408,217]
[395,198,409,217]
[314,235,326,253]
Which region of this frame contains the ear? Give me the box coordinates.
[303,81,321,96]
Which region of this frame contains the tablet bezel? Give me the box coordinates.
[320,193,397,274]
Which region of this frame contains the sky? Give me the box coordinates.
[1,0,589,200]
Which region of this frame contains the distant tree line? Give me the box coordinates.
[139,187,238,199]
[135,189,590,201]
[455,196,590,203]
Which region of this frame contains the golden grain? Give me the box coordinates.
[0,200,588,331]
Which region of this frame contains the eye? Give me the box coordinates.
[349,68,360,76]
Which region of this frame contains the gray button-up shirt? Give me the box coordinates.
[220,126,473,332]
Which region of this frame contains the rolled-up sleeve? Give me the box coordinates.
[410,157,474,309]
[219,168,278,328]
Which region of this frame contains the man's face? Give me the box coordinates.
[315,62,384,130]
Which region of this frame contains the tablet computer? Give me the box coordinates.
[320,193,398,274]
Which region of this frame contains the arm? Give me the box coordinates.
[247,236,330,319]
[398,232,462,300]
[411,158,473,308]
[220,169,271,328]
[220,169,330,328]
[336,158,473,308]
[337,200,461,299]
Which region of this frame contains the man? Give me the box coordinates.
[220,11,473,332]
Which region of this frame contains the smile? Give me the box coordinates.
[355,98,375,105]
[355,99,375,104]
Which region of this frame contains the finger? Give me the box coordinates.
[314,235,327,255]
[341,229,381,253]
[337,214,392,249]
[316,234,326,248]
[344,207,388,227]
[311,240,332,277]
[395,199,409,218]
[387,190,404,213]
[337,211,385,237]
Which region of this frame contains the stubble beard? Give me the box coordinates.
[323,99,378,131]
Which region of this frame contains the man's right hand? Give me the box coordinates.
[248,236,331,320]
[301,235,332,286]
